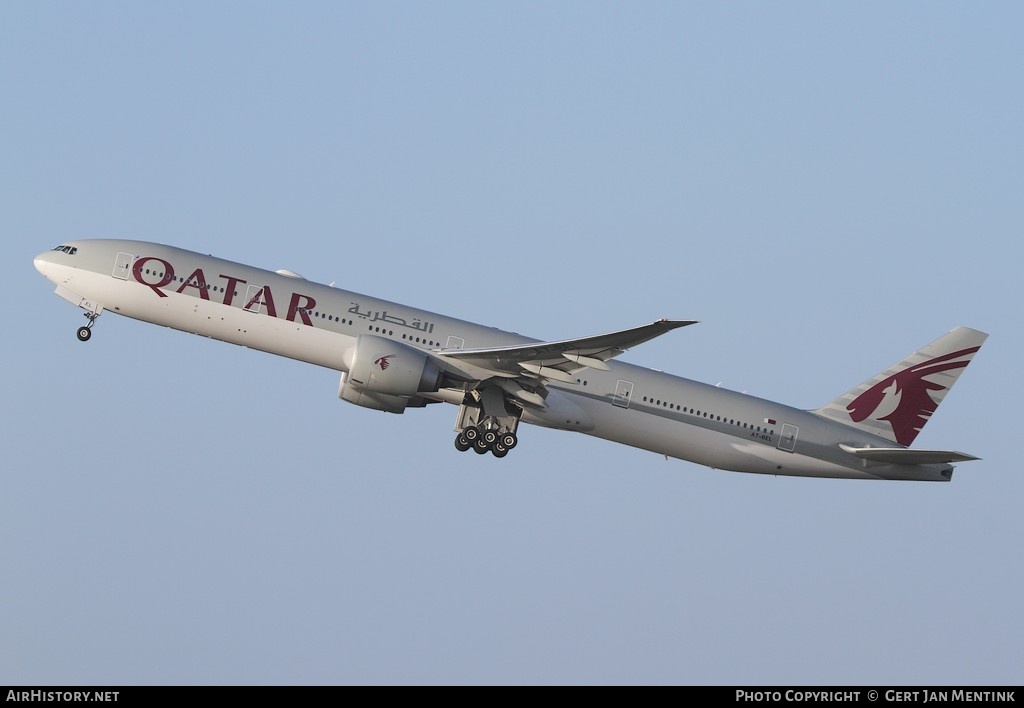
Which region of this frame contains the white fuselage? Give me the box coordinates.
[34,240,955,481]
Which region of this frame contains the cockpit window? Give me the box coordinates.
[51,244,78,255]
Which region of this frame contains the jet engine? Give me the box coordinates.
[339,335,443,414]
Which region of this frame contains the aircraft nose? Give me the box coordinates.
[34,250,58,279]
[34,252,50,276]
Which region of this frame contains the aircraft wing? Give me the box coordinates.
[839,445,979,465]
[436,319,697,384]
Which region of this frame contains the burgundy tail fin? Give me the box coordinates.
[814,327,987,446]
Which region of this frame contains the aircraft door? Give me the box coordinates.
[613,380,634,408]
[243,284,267,313]
[778,423,799,453]
[112,252,135,280]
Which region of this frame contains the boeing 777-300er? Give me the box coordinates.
[34,240,987,481]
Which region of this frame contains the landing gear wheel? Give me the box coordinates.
[473,438,490,454]
[78,311,99,342]
[491,442,509,458]
[500,432,518,449]
[454,434,472,452]
[482,429,499,446]
[463,427,480,443]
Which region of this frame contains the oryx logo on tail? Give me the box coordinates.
[846,346,981,446]
[813,327,987,448]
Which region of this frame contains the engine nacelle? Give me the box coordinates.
[339,335,442,414]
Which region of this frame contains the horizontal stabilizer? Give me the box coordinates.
[839,444,979,465]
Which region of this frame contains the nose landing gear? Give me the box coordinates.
[76,312,100,342]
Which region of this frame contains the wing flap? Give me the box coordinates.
[839,444,979,465]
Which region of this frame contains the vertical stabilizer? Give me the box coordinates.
[814,327,987,446]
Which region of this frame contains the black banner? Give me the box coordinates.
[1,686,1019,694]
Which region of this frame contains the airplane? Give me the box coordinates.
[34,240,987,481]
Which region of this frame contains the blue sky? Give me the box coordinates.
[3,2,1021,684]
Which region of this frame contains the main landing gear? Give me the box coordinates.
[454,424,519,458]
[452,386,523,459]
[76,312,100,342]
